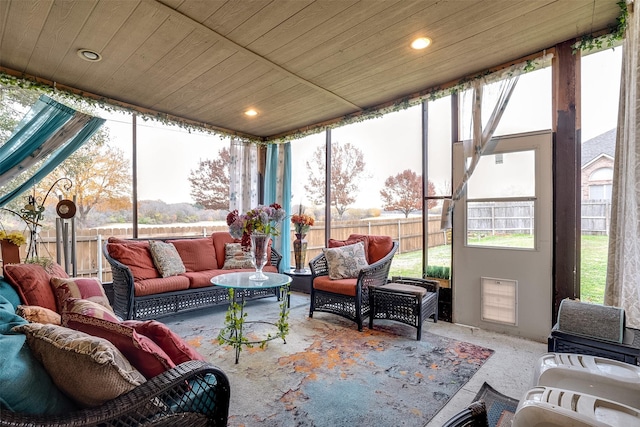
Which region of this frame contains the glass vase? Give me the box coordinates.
[249,232,269,281]
[293,233,308,272]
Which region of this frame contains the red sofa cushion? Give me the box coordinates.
[168,238,218,271]
[134,276,190,297]
[211,231,273,267]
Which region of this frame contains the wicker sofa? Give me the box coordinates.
[103,232,282,320]
[0,276,230,427]
[0,360,230,427]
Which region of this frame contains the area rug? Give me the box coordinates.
[165,297,494,427]
[473,382,520,427]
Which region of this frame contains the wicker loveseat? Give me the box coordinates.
[104,232,282,320]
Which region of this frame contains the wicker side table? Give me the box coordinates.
[369,276,439,340]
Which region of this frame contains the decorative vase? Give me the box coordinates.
[249,232,270,281]
[293,233,308,272]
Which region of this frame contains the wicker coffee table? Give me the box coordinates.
[212,272,291,363]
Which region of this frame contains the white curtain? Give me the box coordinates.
[229,138,258,212]
[441,76,519,228]
[605,1,640,327]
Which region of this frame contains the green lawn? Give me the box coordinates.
[390,234,608,304]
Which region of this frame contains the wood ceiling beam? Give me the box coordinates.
[145,0,363,112]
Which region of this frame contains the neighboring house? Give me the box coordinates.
[581,129,615,200]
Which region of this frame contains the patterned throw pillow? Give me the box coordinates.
[222,243,254,269]
[50,277,114,313]
[148,240,186,278]
[16,305,61,325]
[13,323,146,408]
[63,298,121,323]
[322,242,369,279]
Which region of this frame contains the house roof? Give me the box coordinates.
[582,128,616,167]
[0,0,621,141]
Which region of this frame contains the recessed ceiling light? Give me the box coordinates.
[77,49,102,62]
[411,37,432,50]
[244,109,258,117]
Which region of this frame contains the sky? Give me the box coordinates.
[100,47,622,207]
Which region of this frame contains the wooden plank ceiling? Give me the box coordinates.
[0,0,620,141]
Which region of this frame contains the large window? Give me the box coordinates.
[580,47,622,303]
[330,106,423,277]
[290,132,326,267]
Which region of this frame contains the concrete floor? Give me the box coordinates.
[421,319,547,426]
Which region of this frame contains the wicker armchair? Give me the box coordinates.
[309,240,398,331]
[0,360,230,427]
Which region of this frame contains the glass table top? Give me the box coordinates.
[211,272,292,289]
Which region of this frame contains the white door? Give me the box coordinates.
[452,130,552,342]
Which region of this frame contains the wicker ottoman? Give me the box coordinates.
[369,277,439,340]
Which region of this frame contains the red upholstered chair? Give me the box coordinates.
[308,235,398,331]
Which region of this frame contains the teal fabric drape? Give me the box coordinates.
[265,143,292,272]
[0,95,105,206]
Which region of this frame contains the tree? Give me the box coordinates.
[304,141,367,218]
[39,127,131,227]
[188,147,230,210]
[380,169,437,217]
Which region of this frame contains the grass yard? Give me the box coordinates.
[389,234,608,304]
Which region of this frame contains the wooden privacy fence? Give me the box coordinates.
[581,200,611,235]
[23,217,446,281]
[467,200,611,236]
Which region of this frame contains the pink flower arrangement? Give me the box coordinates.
[226,203,285,248]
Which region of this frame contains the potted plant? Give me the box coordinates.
[0,230,26,265]
[425,265,451,289]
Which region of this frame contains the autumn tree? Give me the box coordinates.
[304,141,367,218]
[188,147,230,210]
[39,127,131,227]
[380,169,437,217]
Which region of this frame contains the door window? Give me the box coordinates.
[466,149,536,249]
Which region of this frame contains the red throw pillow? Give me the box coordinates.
[328,236,369,263]
[169,238,218,271]
[63,312,175,379]
[348,234,393,264]
[3,263,69,312]
[106,242,160,281]
[122,319,205,365]
[50,277,114,313]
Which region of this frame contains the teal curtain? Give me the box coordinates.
[0,95,105,206]
[265,143,292,272]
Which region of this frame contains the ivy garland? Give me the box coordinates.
[0,1,628,146]
[572,1,628,53]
